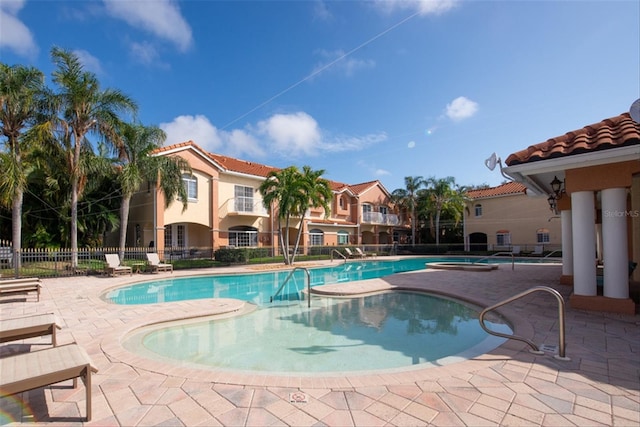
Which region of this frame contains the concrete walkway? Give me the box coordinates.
[1,261,638,426]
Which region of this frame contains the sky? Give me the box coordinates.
[1,0,639,193]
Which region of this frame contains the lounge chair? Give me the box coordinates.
[344,248,364,259]
[355,248,376,258]
[0,313,61,347]
[146,253,173,273]
[510,246,521,256]
[0,278,41,301]
[531,246,544,256]
[104,254,132,276]
[0,343,98,421]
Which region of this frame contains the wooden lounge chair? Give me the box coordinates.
[146,253,173,273]
[104,254,132,276]
[0,278,41,302]
[0,343,98,421]
[0,313,61,347]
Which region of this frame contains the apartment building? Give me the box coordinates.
[127,141,408,255]
[464,181,562,252]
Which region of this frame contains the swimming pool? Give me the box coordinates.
[122,291,511,373]
[104,256,528,305]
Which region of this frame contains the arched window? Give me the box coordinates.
[536,228,550,243]
[309,228,324,246]
[474,204,482,217]
[182,173,197,200]
[337,230,349,245]
[229,226,258,247]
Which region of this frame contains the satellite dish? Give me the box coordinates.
[630,98,640,123]
[484,152,498,171]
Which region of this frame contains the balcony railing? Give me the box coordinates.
[227,198,269,216]
[362,212,400,225]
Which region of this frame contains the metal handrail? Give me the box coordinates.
[479,286,569,360]
[543,250,562,259]
[270,267,312,307]
[473,252,515,270]
[330,249,347,263]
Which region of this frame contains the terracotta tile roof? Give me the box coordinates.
[154,142,390,196]
[307,218,357,226]
[465,181,527,199]
[506,113,640,166]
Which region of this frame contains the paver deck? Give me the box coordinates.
[1,260,638,426]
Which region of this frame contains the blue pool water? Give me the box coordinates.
[123,291,511,373]
[105,257,519,305]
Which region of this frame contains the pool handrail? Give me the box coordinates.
[270,267,312,307]
[479,286,569,360]
[543,250,562,259]
[330,249,347,263]
[472,252,515,270]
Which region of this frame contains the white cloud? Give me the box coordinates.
[103,0,193,52]
[160,115,222,150]
[445,96,479,121]
[162,111,386,160]
[0,0,37,58]
[311,49,375,79]
[375,0,459,16]
[313,0,333,21]
[129,41,165,67]
[160,115,265,158]
[257,112,321,157]
[73,49,103,74]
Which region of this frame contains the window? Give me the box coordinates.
[362,204,372,213]
[182,174,197,200]
[234,185,254,212]
[337,231,349,245]
[176,225,185,247]
[474,204,482,217]
[309,228,324,246]
[164,225,172,248]
[379,206,388,215]
[536,228,550,243]
[496,231,511,246]
[229,226,258,247]
[339,196,345,210]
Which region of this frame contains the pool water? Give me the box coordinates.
[123,291,511,373]
[105,257,519,305]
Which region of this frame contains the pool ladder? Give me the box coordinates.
[330,249,347,263]
[479,286,570,360]
[270,267,311,307]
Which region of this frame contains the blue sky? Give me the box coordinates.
[1,0,638,193]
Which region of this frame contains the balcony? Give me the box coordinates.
[226,198,269,217]
[362,212,400,225]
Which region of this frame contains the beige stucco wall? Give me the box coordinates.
[164,168,212,227]
[465,193,562,249]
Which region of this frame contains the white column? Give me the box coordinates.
[561,209,573,277]
[601,188,629,299]
[571,191,597,296]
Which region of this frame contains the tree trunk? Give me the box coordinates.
[118,196,131,261]
[11,189,23,273]
[70,179,79,269]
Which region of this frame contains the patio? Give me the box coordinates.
[1,261,638,426]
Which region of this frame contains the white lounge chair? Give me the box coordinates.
[0,343,98,421]
[344,248,364,259]
[532,246,544,256]
[104,254,132,276]
[146,253,173,273]
[510,246,521,255]
[355,248,375,258]
[0,313,61,347]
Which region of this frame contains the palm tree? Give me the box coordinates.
[424,176,468,246]
[0,63,44,270]
[259,166,332,265]
[40,47,137,268]
[391,176,427,245]
[113,122,190,260]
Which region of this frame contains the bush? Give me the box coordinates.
[214,248,247,264]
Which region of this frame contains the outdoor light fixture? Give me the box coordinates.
[550,176,565,199]
[547,175,565,213]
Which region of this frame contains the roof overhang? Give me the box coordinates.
[503,145,640,196]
